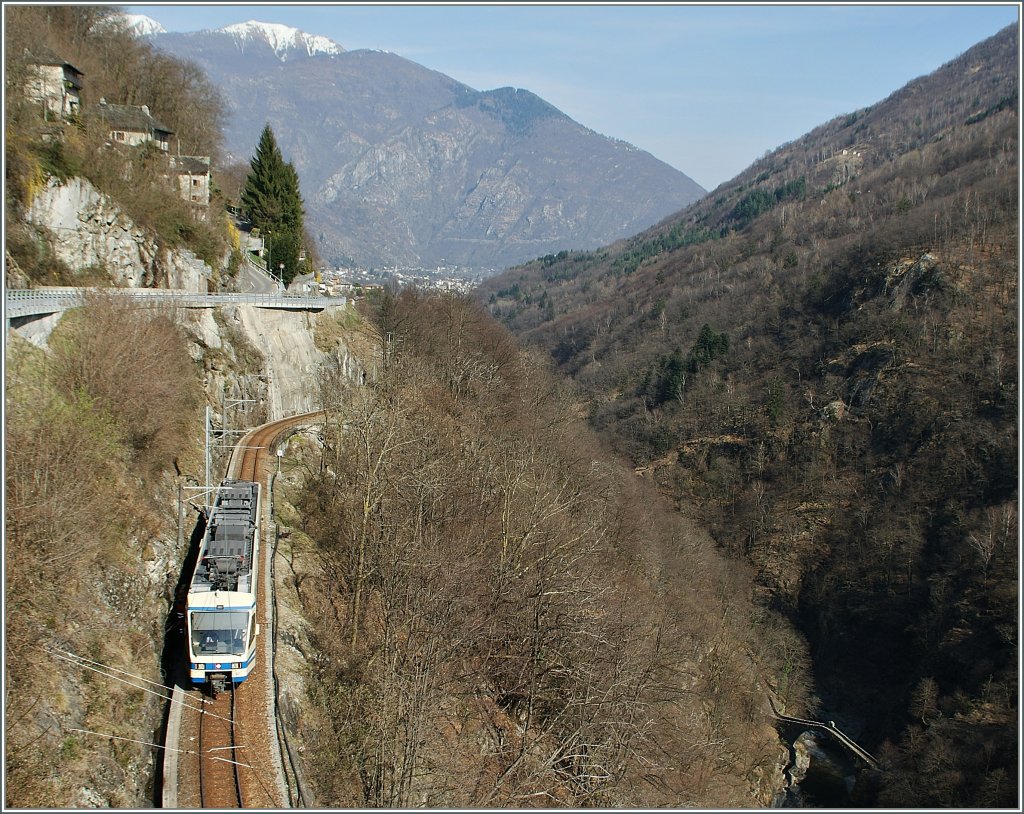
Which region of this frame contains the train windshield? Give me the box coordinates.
[190,611,249,656]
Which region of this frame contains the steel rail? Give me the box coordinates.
[198,685,243,808]
[164,413,325,807]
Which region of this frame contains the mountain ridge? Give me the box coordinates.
[219,20,344,59]
[121,13,166,36]
[146,20,706,271]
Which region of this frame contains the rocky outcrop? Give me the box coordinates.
[785,731,856,806]
[234,306,328,420]
[180,302,365,424]
[26,176,211,291]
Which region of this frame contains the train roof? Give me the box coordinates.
[190,480,259,594]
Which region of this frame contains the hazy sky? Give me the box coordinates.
[126,3,1019,191]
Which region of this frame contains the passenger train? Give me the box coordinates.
[185,479,261,693]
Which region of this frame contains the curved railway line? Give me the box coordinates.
[164,412,323,808]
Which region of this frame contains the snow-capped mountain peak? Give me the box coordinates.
[219,20,343,59]
[115,13,166,36]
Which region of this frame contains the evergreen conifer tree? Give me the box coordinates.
[241,123,306,284]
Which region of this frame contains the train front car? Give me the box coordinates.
[186,480,261,694]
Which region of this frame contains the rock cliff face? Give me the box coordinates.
[17,170,367,413]
[182,303,365,422]
[26,176,212,291]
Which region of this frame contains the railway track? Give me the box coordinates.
[230,411,323,482]
[198,686,243,807]
[165,412,324,808]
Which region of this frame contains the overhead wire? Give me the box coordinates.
[45,415,321,806]
[47,647,232,724]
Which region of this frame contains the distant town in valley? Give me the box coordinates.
[319,264,494,297]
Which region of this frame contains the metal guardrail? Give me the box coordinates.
[6,287,348,320]
[243,254,285,292]
[767,695,880,770]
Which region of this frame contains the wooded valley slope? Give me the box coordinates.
[480,24,1019,808]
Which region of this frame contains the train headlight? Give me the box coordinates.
[233,662,242,669]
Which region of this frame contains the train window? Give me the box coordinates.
[190,611,249,656]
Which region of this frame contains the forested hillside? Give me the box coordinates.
[479,24,1018,807]
[5,6,231,283]
[5,297,204,806]
[273,290,807,807]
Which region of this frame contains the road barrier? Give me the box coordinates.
[6,287,348,321]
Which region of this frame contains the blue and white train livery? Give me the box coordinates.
[186,479,261,693]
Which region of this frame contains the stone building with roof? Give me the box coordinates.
[94,100,174,152]
[169,155,212,212]
[23,46,83,120]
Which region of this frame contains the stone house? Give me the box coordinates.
[94,100,174,152]
[23,46,83,120]
[169,155,211,210]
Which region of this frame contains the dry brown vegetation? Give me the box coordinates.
[5,6,231,274]
[49,294,202,473]
[283,289,806,807]
[479,25,1018,807]
[4,297,202,807]
[5,6,224,157]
